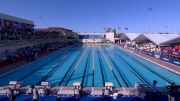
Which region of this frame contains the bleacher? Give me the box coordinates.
[119,33,180,66]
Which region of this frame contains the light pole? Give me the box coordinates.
[148,7,152,34]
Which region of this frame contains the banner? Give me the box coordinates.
[155,54,160,59]
[141,50,155,57]
[160,55,180,66]
[160,55,170,62]
[172,59,180,66]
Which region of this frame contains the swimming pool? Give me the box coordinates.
[0,45,179,87]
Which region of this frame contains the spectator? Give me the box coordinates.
[32,85,39,101]
[167,82,177,101]
[39,86,45,96]
[150,80,158,93]
[27,85,34,95]
[5,87,12,100]
[149,80,159,101]
[56,96,61,101]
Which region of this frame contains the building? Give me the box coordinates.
[36,27,79,45]
[79,32,115,43]
[106,32,115,43]
[0,12,34,33]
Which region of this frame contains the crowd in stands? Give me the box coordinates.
[0,42,64,68]
[0,25,68,68]
[124,42,161,55]
[162,45,180,56]
[122,41,180,58]
[136,43,160,54]
[0,28,63,41]
[121,41,180,66]
[0,27,33,40]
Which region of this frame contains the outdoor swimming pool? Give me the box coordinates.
[0,45,179,87]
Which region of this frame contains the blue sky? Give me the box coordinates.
[0,0,180,33]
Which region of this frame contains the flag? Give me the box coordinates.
[125,27,128,30]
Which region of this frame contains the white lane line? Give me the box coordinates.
[123,87,127,94]
[60,86,64,92]
[117,46,180,75]
[74,47,87,70]
[92,45,95,70]
[99,47,113,71]
[61,55,67,60]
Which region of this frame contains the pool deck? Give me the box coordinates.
[117,45,180,75]
[0,86,169,96]
[53,87,139,95]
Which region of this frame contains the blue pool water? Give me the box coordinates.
[0,45,180,87]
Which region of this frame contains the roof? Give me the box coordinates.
[78,32,106,35]
[48,27,72,32]
[160,34,180,40]
[160,36,180,45]
[119,33,140,41]
[35,27,72,33]
[0,12,33,25]
[133,34,180,45]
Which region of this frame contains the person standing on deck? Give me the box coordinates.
[32,85,39,101]
[149,80,159,101]
[150,80,158,93]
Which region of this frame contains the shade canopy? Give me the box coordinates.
[160,36,180,45]
[133,34,180,45]
[119,33,140,41]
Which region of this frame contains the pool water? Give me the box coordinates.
[0,45,179,87]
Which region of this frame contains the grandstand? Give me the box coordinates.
[0,13,180,101]
[0,12,34,40]
[119,33,180,67]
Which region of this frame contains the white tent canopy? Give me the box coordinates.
[160,36,180,45]
[133,34,180,45]
[119,33,140,41]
